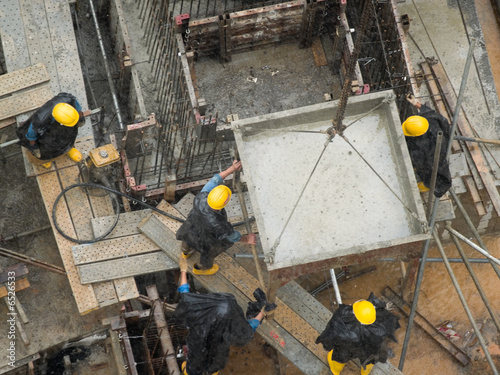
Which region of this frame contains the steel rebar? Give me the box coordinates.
[426,131,443,217]
[433,232,499,375]
[330,268,342,305]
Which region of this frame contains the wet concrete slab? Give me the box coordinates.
[234,91,429,271]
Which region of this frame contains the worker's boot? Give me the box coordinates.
[417,181,429,193]
[67,148,82,162]
[327,350,345,375]
[181,361,188,375]
[181,242,194,259]
[42,161,52,169]
[360,364,374,375]
[193,263,219,276]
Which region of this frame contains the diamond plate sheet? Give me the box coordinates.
[0,63,49,96]
[77,251,178,284]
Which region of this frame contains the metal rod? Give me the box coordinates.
[449,189,500,278]
[426,131,443,216]
[433,232,499,375]
[330,268,342,305]
[444,225,500,267]
[398,194,441,370]
[454,135,500,146]
[1,225,51,242]
[233,253,265,259]
[88,0,125,130]
[0,247,66,275]
[0,139,20,148]
[446,39,476,161]
[379,257,490,264]
[448,225,500,333]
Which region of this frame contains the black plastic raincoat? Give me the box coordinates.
[16,92,80,160]
[316,293,400,367]
[176,191,235,268]
[173,293,255,375]
[405,104,452,197]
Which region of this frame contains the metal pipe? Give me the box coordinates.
[88,0,125,130]
[233,253,265,259]
[1,225,52,242]
[0,247,66,275]
[433,232,499,375]
[444,225,500,267]
[454,135,500,146]
[446,39,476,161]
[0,139,20,148]
[380,257,490,264]
[426,131,443,216]
[449,189,500,278]
[398,193,440,370]
[330,268,342,305]
[448,225,500,333]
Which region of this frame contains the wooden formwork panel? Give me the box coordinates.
[37,171,99,314]
[91,209,152,238]
[0,85,53,121]
[72,234,160,265]
[77,251,178,284]
[0,63,50,97]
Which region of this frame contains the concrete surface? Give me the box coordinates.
[234,91,429,271]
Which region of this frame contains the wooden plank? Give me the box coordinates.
[0,354,40,375]
[72,234,160,265]
[382,286,470,366]
[311,37,328,66]
[0,263,29,284]
[0,63,49,97]
[37,171,99,314]
[0,278,30,298]
[464,176,487,216]
[91,210,152,238]
[77,251,178,284]
[0,117,16,130]
[0,85,53,120]
[93,282,119,307]
[431,63,500,216]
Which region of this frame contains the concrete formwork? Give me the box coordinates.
[233,91,430,278]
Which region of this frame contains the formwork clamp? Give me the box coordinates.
[175,13,190,33]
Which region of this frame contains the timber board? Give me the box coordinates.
[77,251,178,284]
[72,234,160,265]
[0,278,30,298]
[0,63,49,97]
[0,84,53,120]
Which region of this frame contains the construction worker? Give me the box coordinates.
[175,256,275,375]
[403,93,452,197]
[316,293,400,375]
[16,92,85,169]
[176,160,256,276]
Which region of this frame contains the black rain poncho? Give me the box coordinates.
[173,293,254,375]
[316,293,400,367]
[16,92,79,160]
[405,104,452,197]
[176,192,235,268]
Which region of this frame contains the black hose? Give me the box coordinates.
[52,182,185,244]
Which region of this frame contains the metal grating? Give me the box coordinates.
[77,251,178,284]
[0,63,49,97]
[93,281,119,307]
[72,234,160,265]
[114,277,140,301]
[0,0,31,70]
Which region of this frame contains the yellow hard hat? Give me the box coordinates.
[52,103,80,127]
[402,115,429,137]
[353,300,376,325]
[207,185,232,210]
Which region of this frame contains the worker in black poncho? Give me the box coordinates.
[316,293,400,375]
[16,92,85,169]
[174,256,276,375]
[403,93,452,198]
[176,160,256,276]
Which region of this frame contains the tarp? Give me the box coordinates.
[173,292,254,375]
[316,292,400,367]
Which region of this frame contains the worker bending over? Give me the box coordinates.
[175,256,275,375]
[176,160,256,275]
[16,92,85,169]
[403,93,452,197]
[316,293,400,375]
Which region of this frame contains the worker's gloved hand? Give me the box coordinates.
[179,254,188,272]
[406,93,419,107]
[253,288,277,312]
[246,288,277,319]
